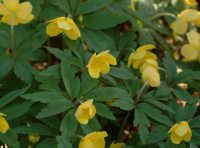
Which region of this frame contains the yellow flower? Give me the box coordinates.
[183,0,198,6]
[128,44,157,69]
[28,134,40,143]
[168,121,192,144]
[110,142,125,148]
[46,17,80,40]
[0,0,34,25]
[180,30,200,62]
[0,113,9,134]
[170,9,199,34]
[142,66,160,87]
[87,50,117,79]
[79,131,108,148]
[75,99,96,125]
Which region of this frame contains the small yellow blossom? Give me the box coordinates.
[46,17,81,40]
[87,50,117,79]
[75,99,96,125]
[0,113,9,134]
[79,131,108,148]
[110,142,125,148]
[183,0,198,6]
[128,44,157,69]
[180,30,200,62]
[142,66,160,87]
[168,121,192,144]
[0,0,34,25]
[28,134,40,143]
[170,9,199,34]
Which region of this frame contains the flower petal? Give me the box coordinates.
[0,3,10,15]
[142,66,160,87]
[181,44,198,60]
[2,14,19,25]
[0,116,9,134]
[179,9,199,22]
[170,19,188,35]
[46,22,63,37]
[137,44,155,52]
[18,14,34,24]
[16,2,32,19]
[170,132,183,144]
[3,0,19,11]
[186,30,200,48]
[64,18,80,40]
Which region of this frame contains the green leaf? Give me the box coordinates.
[154,82,171,97]
[79,72,99,96]
[56,132,73,148]
[36,138,57,148]
[0,129,20,148]
[60,109,78,137]
[0,55,14,78]
[81,29,117,52]
[81,117,101,134]
[82,9,128,30]
[190,116,200,129]
[173,88,198,104]
[147,125,168,144]
[36,100,73,118]
[85,87,129,101]
[134,108,150,144]
[2,102,32,120]
[61,59,80,98]
[32,24,48,51]
[176,104,197,122]
[95,102,116,120]
[15,123,59,136]
[163,52,176,83]
[50,0,70,13]
[112,97,135,111]
[144,99,175,114]
[138,103,173,126]
[0,85,30,108]
[22,91,67,103]
[173,70,200,84]
[109,66,134,80]
[14,59,33,83]
[75,0,113,15]
[29,0,45,20]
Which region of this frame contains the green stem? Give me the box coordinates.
[10,15,15,51]
[135,81,148,103]
[151,12,177,20]
[117,111,131,141]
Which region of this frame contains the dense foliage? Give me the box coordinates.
[0,0,200,148]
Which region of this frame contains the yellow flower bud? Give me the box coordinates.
[168,121,192,144]
[0,0,34,25]
[28,134,40,143]
[87,50,117,79]
[79,131,108,148]
[142,66,160,87]
[75,99,96,124]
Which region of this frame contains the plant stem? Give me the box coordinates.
[135,81,148,103]
[151,12,177,20]
[10,15,15,51]
[117,111,131,141]
[117,82,148,141]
